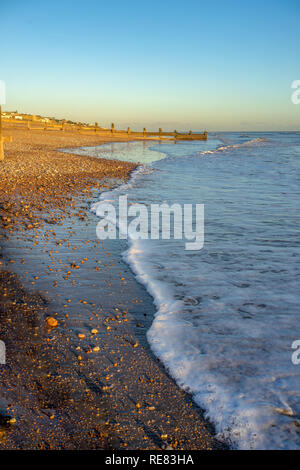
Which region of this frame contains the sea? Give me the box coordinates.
[69,132,300,449]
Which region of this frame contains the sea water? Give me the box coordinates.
[74,133,300,449]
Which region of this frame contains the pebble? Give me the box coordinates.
[46,317,58,328]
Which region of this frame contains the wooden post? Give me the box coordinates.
[159,127,162,138]
[61,120,65,131]
[78,122,82,132]
[111,123,115,133]
[27,120,31,130]
[143,127,146,137]
[127,127,131,134]
[95,122,98,132]
[0,105,3,160]
[174,129,177,137]
[189,130,192,135]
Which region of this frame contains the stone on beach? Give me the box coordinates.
[46,317,58,328]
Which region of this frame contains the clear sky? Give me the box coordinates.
[1,0,299,131]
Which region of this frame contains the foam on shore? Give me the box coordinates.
[89,136,300,450]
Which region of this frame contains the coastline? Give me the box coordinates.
[0,126,226,450]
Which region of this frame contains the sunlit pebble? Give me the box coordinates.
[78,333,85,339]
[46,317,58,328]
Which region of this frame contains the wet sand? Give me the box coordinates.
[0,126,225,449]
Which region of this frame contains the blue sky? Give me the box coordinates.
[1,0,299,131]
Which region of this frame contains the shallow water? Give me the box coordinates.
[75,133,300,449]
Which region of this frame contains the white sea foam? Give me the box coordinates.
[88,136,300,450]
[200,137,269,155]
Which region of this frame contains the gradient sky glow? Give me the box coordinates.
[1,0,300,131]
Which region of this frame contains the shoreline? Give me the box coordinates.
[0,126,226,450]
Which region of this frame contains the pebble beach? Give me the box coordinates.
[0,125,223,450]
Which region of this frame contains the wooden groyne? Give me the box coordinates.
[138,128,207,140]
[2,117,207,141]
[0,115,207,160]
